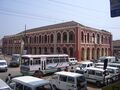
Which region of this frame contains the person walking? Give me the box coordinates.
[5,73,12,84]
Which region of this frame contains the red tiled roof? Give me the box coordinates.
[19,21,83,34]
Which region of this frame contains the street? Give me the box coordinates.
[0,55,101,90]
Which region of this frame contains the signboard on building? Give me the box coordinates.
[110,0,120,17]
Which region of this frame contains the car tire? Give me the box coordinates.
[96,81,101,87]
[53,85,57,90]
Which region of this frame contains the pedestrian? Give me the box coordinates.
[5,73,12,84]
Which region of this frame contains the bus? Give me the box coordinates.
[20,54,69,76]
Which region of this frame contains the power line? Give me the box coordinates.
[47,0,108,14]
[0,8,64,22]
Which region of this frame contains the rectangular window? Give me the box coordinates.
[88,70,95,75]
[96,71,102,76]
[67,77,75,84]
[59,75,67,82]
[46,57,53,64]
[33,58,41,65]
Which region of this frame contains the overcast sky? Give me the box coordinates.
[0,0,120,40]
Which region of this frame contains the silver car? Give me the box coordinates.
[0,60,8,72]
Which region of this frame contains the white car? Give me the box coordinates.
[75,61,94,72]
[0,78,12,90]
[50,71,87,90]
[10,76,53,90]
[0,60,8,72]
[68,58,78,65]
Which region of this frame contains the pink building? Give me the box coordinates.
[2,21,112,61]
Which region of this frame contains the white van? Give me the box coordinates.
[0,60,8,72]
[0,78,12,90]
[95,66,119,81]
[98,56,116,63]
[50,71,87,90]
[10,76,53,90]
[68,58,78,65]
[84,67,112,87]
[75,61,94,72]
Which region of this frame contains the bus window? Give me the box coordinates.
[33,58,41,65]
[21,57,29,65]
[46,57,53,64]
[60,57,65,62]
[53,57,59,63]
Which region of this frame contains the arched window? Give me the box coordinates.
[63,32,67,43]
[57,33,61,43]
[42,36,44,43]
[44,35,47,43]
[34,47,37,54]
[97,34,100,44]
[92,48,95,59]
[101,35,103,44]
[87,48,90,60]
[63,47,67,54]
[69,47,74,57]
[102,48,104,56]
[50,47,54,53]
[44,47,47,54]
[81,32,84,43]
[97,48,100,59]
[50,34,54,43]
[39,35,41,43]
[39,47,41,54]
[57,47,61,54]
[81,48,84,60]
[87,33,89,43]
[92,33,95,43]
[69,31,75,43]
[34,36,37,43]
[30,37,32,44]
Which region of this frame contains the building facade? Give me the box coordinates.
[112,40,120,59]
[2,21,112,61]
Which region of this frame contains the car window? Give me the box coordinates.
[59,75,67,82]
[96,71,102,76]
[67,77,74,84]
[0,62,6,65]
[88,70,95,75]
[36,84,52,90]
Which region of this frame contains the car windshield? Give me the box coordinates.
[0,62,6,65]
[108,69,114,74]
[77,76,85,83]
[12,56,19,61]
[36,84,52,90]
[79,64,86,68]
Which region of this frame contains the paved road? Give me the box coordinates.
[0,55,101,90]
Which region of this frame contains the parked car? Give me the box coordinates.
[0,60,8,72]
[50,71,87,90]
[68,58,78,65]
[75,61,94,72]
[9,76,53,90]
[0,78,12,90]
[95,66,120,81]
[84,67,112,87]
